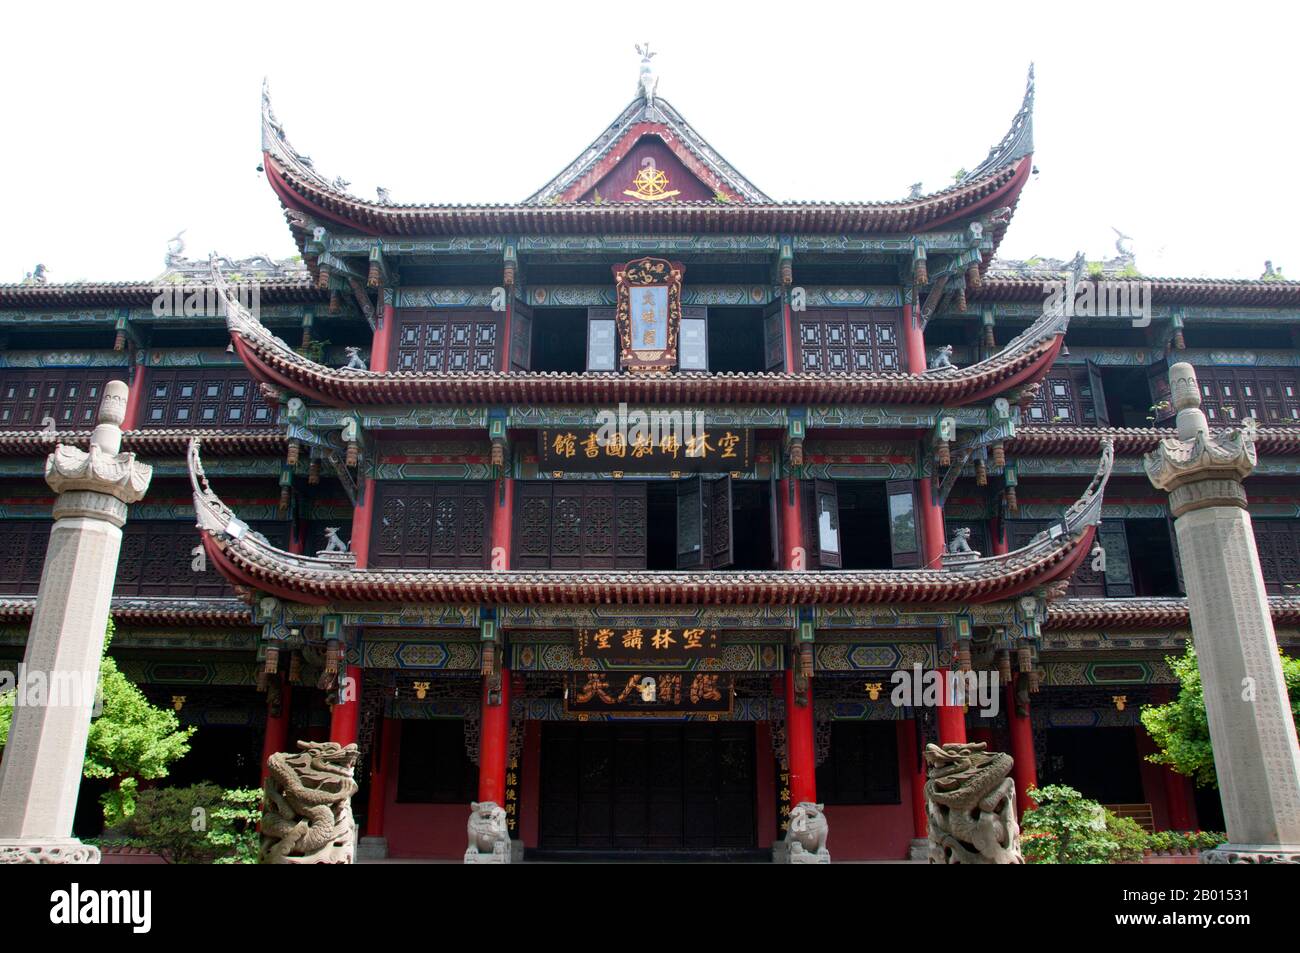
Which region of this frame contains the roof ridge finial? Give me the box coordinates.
[635,42,659,106]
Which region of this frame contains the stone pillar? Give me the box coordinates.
[1145,362,1300,863]
[0,381,152,864]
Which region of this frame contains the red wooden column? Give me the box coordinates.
[370,301,395,373]
[905,719,928,841]
[989,515,1009,555]
[122,360,147,432]
[490,476,514,571]
[1006,676,1038,815]
[478,667,511,805]
[329,665,362,746]
[1162,765,1195,831]
[936,673,968,745]
[367,716,398,840]
[783,666,817,807]
[902,302,926,375]
[259,673,291,785]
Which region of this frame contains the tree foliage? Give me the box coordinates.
[1140,643,1300,788]
[0,618,195,819]
[1021,784,1119,864]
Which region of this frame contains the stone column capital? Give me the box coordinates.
[1144,362,1256,516]
[43,380,152,510]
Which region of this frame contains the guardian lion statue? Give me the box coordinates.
[924,742,1022,864]
[783,801,830,864]
[465,801,511,864]
[261,741,359,864]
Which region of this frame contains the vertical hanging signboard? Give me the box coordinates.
[613,257,684,373]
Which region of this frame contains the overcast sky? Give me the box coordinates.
[2,1,1295,283]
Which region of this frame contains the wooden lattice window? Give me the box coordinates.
[796,309,901,374]
[0,521,53,594]
[1195,368,1300,425]
[512,481,647,570]
[0,369,125,431]
[392,310,502,373]
[1023,369,1105,426]
[114,520,288,597]
[1254,519,1300,594]
[371,482,491,569]
[143,368,273,428]
[814,722,901,805]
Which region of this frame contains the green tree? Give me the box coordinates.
[103,782,261,864]
[1140,643,1300,788]
[0,618,195,819]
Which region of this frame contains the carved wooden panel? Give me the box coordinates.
[0,521,53,595]
[0,369,126,431]
[1254,519,1300,594]
[796,309,901,374]
[392,310,502,373]
[143,368,274,428]
[1195,368,1300,425]
[511,481,646,570]
[113,520,288,597]
[371,482,490,569]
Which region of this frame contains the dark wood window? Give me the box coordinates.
[371,482,491,569]
[0,369,125,430]
[1006,518,1135,597]
[801,480,917,570]
[796,309,901,374]
[0,521,53,594]
[392,310,502,373]
[1024,366,1107,426]
[1195,367,1300,425]
[115,520,288,597]
[395,719,476,803]
[512,481,647,570]
[675,476,734,569]
[815,722,901,805]
[143,368,273,428]
[1254,519,1300,593]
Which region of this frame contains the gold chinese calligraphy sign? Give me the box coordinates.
[566,671,734,715]
[613,257,683,373]
[538,427,751,473]
[576,627,722,663]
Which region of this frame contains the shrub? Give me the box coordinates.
[1105,811,1149,863]
[107,782,261,864]
[1021,784,1117,864]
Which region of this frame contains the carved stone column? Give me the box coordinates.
[0,381,152,864]
[1145,363,1300,863]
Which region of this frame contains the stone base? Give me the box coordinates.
[1200,843,1300,864]
[773,841,830,864]
[464,845,511,864]
[0,837,101,864]
[511,839,525,864]
[909,838,930,862]
[356,836,388,861]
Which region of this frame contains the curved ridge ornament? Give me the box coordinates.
[968,64,1035,181]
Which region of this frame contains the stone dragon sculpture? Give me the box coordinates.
[924,741,1022,864]
[261,741,359,864]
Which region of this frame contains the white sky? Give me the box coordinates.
[2,0,1296,283]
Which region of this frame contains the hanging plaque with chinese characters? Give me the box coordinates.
[576,627,722,663]
[538,426,752,473]
[566,672,734,715]
[613,257,683,372]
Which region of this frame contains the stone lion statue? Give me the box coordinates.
[465,801,511,864]
[342,346,367,370]
[261,741,359,864]
[924,742,1022,864]
[784,801,830,864]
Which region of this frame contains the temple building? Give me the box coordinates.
[2,59,1298,861]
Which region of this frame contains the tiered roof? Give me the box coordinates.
[189,436,1114,606]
